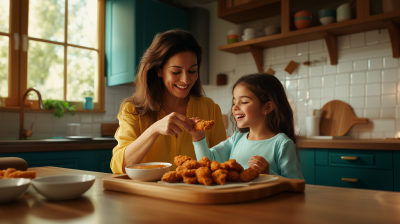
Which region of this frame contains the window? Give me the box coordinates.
[0,0,105,111]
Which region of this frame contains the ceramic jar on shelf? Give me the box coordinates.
[294,11,312,29]
[318,9,336,25]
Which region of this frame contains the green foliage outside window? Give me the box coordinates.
[43,99,76,118]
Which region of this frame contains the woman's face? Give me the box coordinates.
[160,51,198,99]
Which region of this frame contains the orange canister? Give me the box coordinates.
[294,11,312,29]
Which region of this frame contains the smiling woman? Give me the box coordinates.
[110,30,227,174]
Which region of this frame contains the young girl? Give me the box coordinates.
[189,73,303,179]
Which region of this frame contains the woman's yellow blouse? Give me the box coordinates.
[111,95,227,174]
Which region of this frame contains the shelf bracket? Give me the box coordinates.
[248,46,264,73]
[383,19,400,58]
[321,31,337,65]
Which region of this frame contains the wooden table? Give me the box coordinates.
[1,167,400,224]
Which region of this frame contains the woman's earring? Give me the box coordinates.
[264,111,267,115]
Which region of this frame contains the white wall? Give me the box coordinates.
[199,2,400,138]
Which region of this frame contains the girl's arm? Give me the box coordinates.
[191,132,237,162]
[277,140,304,179]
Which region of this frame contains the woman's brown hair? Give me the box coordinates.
[119,29,204,124]
[230,74,297,145]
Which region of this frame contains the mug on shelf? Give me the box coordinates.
[294,11,312,29]
[242,34,255,41]
[243,28,255,35]
[337,3,352,22]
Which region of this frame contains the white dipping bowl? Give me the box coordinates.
[0,178,31,204]
[32,174,95,201]
[125,162,172,181]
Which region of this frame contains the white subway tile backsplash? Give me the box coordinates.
[366,70,381,83]
[353,60,368,71]
[309,40,323,53]
[350,85,365,97]
[320,98,331,107]
[365,83,381,96]
[384,131,396,138]
[364,108,380,118]
[324,64,337,75]
[80,114,92,123]
[371,132,384,139]
[383,57,398,68]
[354,109,363,118]
[336,73,350,85]
[297,68,309,78]
[338,35,350,49]
[66,114,80,123]
[379,29,390,43]
[382,83,397,95]
[359,132,371,139]
[297,101,308,112]
[322,87,334,98]
[274,71,285,80]
[81,124,92,133]
[245,64,258,74]
[369,58,383,70]
[309,66,323,76]
[348,131,359,139]
[275,46,285,59]
[308,99,321,111]
[264,48,275,60]
[350,33,365,48]
[36,113,53,122]
[36,122,52,133]
[309,88,321,98]
[337,61,353,73]
[92,123,101,133]
[297,90,308,101]
[381,108,395,119]
[297,78,309,90]
[244,52,253,65]
[285,80,297,91]
[335,86,350,98]
[285,44,297,57]
[365,96,381,108]
[309,77,322,88]
[350,72,366,84]
[236,53,246,66]
[366,30,379,45]
[297,42,308,56]
[52,123,65,134]
[322,75,335,87]
[350,97,364,108]
[92,115,103,123]
[381,94,396,107]
[382,68,398,82]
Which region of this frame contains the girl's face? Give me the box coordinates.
[160,51,198,99]
[232,84,266,129]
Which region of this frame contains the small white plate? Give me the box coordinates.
[0,178,31,203]
[65,136,93,140]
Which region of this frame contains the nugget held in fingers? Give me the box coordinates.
[227,171,240,182]
[174,155,193,167]
[181,169,198,184]
[192,117,215,131]
[239,168,259,182]
[212,169,228,185]
[161,171,183,183]
[195,167,212,186]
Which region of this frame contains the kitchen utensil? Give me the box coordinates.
[125,162,172,181]
[306,116,321,137]
[318,9,336,25]
[32,174,95,200]
[337,3,352,22]
[320,100,368,136]
[66,123,80,136]
[102,174,305,204]
[0,178,31,204]
[294,11,312,29]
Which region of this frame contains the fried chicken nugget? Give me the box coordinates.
[212,169,228,185]
[210,161,229,172]
[4,168,17,177]
[227,171,240,182]
[197,157,211,168]
[176,166,188,176]
[239,168,260,182]
[225,159,244,172]
[181,169,198,184]
[0,170,5,178]
[195,167,212,186]
[181,160,198,169]
[193,118,215,131]
[161,171,183,183]
[6,171,36,179]
[174,155,193,166]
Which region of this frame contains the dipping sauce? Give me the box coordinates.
[129,165,168,169]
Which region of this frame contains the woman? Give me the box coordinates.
[111,29,226,174]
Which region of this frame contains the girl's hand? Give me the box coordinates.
[151,112,193,136]
[248,155,269,174]
[188,117,205,142]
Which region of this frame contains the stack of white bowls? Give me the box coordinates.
[242,28,255,41]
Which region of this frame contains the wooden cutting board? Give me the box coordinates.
[320,100,368,136]
[103,174,305,204]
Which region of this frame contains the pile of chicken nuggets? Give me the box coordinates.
[161,155,259,186]
[0,168,36,179]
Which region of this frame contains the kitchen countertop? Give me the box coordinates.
[297,138,400,150]
[0,137,118,153]
[1,167,399,224]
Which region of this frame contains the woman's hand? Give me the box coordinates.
[248,155,269,174]
[188,117,205,142]
[151,112,193,136]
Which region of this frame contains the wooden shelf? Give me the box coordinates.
[217,0,400,73]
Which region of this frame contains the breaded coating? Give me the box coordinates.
[212,169,228,185]
[181,160,198,169]
[193,118,215,131]
[239,168,260,182]
[176,166,188,176]
[161,171,183,183]
[195,167,212,186]
[6,171,36,179]
[210,161,229,172]
[225,159,244,172]
[197,157,211,168]
[181,169,198,184]
[4,168,17,177]
[0,170,5,178]
[227,171,240,182]
[174,155,193,166]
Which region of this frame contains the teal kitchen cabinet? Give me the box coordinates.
[299,149,315,184]
[395,151,400,191]
[105,0,190,86]
[0,149,113,173]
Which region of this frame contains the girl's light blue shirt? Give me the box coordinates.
[193,131,304,179]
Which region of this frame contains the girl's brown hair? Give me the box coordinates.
[231,74,297,145]
[119,29,204,124]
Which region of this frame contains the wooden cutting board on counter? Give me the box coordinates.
[320,100,368,136]
[103,174,305,204]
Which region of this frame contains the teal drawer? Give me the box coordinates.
[316,166,393,191]
[299,149,315,185]
[394,151,400,192]
[316,149,392,169]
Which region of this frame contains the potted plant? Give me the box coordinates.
[83,90,94,110]
[43,100,76,118]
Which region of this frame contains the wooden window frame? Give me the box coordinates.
[1,0,105,113]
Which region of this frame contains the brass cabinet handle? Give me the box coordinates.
[341,156,358,160]
[342,178,359,182]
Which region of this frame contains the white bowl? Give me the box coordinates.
[243,28,255,34]
[125,162,172,181]
[264,26,280,36]
[0,178,31,204]
[320,16,335,25]
[32,174,95,201]
[242,34,255,41]
[227,29,239,35]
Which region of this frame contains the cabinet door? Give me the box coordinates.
[105,0,190,86]
[299,149,315,184]
[395,151,400,192]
